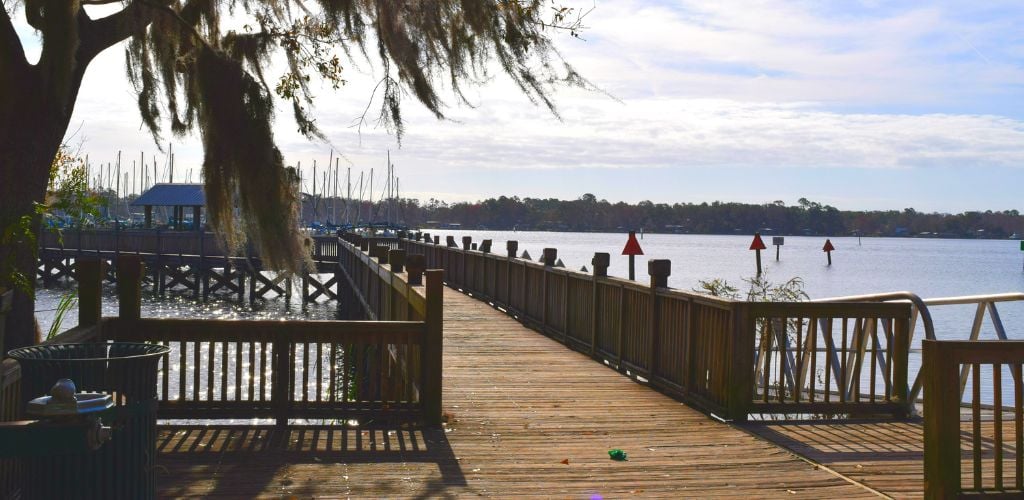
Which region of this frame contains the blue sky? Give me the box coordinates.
[15,1,1024,212]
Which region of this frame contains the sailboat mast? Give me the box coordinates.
[333,159,339,226]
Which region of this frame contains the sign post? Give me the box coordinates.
[622,231,644,281]
[772,236,784,261]
[823,239,835,266]
[750,233,767,276]
[1020,240,1023,271]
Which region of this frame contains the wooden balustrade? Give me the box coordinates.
[923,340,1024,498]
[2,251,444,430]
[101,318,425,422]
[41,228,341,262]
[391,233,913,421]
[748,302,912,417]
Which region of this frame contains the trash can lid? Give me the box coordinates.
[8,342,169,361]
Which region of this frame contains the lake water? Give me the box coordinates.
[33,231,1024,405]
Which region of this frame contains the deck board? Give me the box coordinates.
[744,418,1023,499]
[155,288,879,497]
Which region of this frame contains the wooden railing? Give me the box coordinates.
[749,303,911,417]
[387,232,913,421]
[924,340,1024,498]
[102,318,425,422]
[4,252,443,426]
[39,228,341,262]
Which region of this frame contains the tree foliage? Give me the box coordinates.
[118,0,590,270]
[47,144,102,227]
[3,0,591,272]
[379,194,1023,238]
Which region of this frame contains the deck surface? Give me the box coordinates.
[155,288,880,498]
[746,417,1024,499]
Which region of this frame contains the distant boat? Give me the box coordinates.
[1011,233,1020,239]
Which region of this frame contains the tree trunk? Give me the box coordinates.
[1,65,77,350]
[2,4,159,350]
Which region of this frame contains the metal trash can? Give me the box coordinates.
[8,342,169,499]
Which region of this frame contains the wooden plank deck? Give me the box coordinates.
[746,418,1023,499]
[154,288,880,497]
[745,420,925,498]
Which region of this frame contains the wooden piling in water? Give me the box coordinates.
[116,255,144,320]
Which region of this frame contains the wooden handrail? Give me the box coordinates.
[923,339,1024,498]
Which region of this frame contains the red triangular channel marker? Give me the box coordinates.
[749,234,767,251]
[823,239,835,252]
[622,231,644,256]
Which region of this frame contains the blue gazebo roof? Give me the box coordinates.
[131,183,205,207]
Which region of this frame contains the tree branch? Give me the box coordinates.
[0,4,29,72]
[78,0,162,61]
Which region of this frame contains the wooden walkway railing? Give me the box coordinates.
[37,229,344,304]
[381,232,914,421]
[924,339,1024,498]
[39,228,340,262]
[749,302,911,417]
[3,252,443,426]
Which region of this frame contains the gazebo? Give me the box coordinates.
[131,183,205,230]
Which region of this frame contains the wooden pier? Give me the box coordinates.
[3,230,1023,497]
[153,288,876,497]
[37,228,345,304]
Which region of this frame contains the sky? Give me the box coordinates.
[13,1,1024,213]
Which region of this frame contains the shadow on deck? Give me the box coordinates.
[745,417,1024,499]
[156,424,466,498]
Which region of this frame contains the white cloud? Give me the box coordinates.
[24,0,1023,209]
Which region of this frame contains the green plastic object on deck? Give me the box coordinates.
[1020,240,1023,251]
[608,449,627,461]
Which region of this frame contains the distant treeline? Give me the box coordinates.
[382,195,1022,239]
[91,190,1023,239]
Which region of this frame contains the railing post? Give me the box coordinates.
[592,253,609,277]
[923,340,961,499]
[373,245,389,264]
[422,270,444,425]
[388,249,406,273]
[541,248,557,267]
[541,249,556,329]
[480,239,492,254]
[76,257,103,329]
[461,236,472,251]
[446,236,456,248]
[407,255,425,285]
[499,241,515,305]
[893,316,911,417]
[591,253,609,355]
[116,254,144,321]
[272,334,291,427]
[648,259,670,377]
[726,302,755,421]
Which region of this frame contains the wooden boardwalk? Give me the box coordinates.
[746,420,925,498]
[154,288,881,497]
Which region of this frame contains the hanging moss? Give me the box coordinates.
[114,0,593,272]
